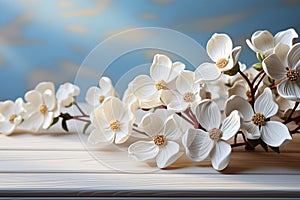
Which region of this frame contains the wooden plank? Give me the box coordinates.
[0,173,299,198]
[1,126,300,152]
[0,150,300,174]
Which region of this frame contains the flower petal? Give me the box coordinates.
[156,141,180,168]
[221,110,240,141]
[251,30,274,55]
[182,128,214,162]
[210,140,231,171]
[167,61,185,82]
[114,121,132,144]
[273,43,290,66]
[85,87,102,107]
[207,33,233,62]
[195,100,221,130]
[254,88,278,118]
[176,70,195,95]
[163,115,181,141]
[262,54,286,80]
[195,62,221,82]
[141,113,164,138]
[261,121,292,147]
[0,101,14,118]
[0,121,15,135]
[35,82,55,94]
[167,101,189,113]
[131,75,156,99]
[242,121,260,139]
[99,77,114,95]
[287,43,300,68]
[43,89,56,111]
[225,95,254,121]
[42,112,54,129]
[274,28,298,47]
[150,54,172,82]
[231,46,242,65]
[88,128,115,145]
[21,112,43,132]
[128,141,159,161]
[25,90,43,107]
[228,80,248,99]
[102,97,124,122]
[277,79,300,101]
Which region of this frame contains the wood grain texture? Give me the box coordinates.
[0,105,299,198]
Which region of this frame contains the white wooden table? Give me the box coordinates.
[1,119,300,199]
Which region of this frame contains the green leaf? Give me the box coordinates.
[83,122,91,134]
[62,119,69,132]
[269,146,280,153]
[223,62,239,76]
[247,138,260,148]
[252,63,262,71]
[49,117,59,129]
[259,139,268,152]
[62,113,72,120]
[256,53,265,62]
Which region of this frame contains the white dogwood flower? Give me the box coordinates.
[130,54,185,106]
[226,88,292,147]
[182,100,240,171]
[263,43,300,101]
[128,113,182,169]
[56,82,80,107]
[161,70,201,112]
[88,97,133,145]
[22,82,59,132]
[85,77,117,108]
[195,33,241,82]
[246,28,298,58]
[0,98,25,135]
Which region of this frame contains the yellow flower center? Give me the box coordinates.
[208,128,222,140]
[39,104,48,115]
[251,113,266,126]
[286,69,299,81]
[153,135,166,147]
[183,92,195,102]
[109,120,121,132]
[155,80,167,90]
[99,96,105,104]
[216,58,228,69]
[8,114,17,124]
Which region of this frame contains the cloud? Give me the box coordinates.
[58,1,74,8]
[139,12,159,20]
[60,0,111,17]
[104,26,154,44]
[0,13,41,45]
[151,0,174,4]
[174,11,250,33]
[66,24,88,34]
[28,60,100,89]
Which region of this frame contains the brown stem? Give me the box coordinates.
[251,70,265,85]
[132,128,147,136]
[74,102,89,117]
[291,125,300,134]
[238,68,254,108]
[284,102,300,124]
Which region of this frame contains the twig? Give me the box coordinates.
[238,68,254,108]
[284,102,299,124]
[176,112,194,126]
[74,102,88,117]
[132,128,147,136]
[290,125,300,134]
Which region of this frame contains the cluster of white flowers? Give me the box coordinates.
[1,28,300,171]
[0,82,81,134]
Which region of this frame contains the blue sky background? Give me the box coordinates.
[0,0,300,101]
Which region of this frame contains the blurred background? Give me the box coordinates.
[0,0,300,101]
